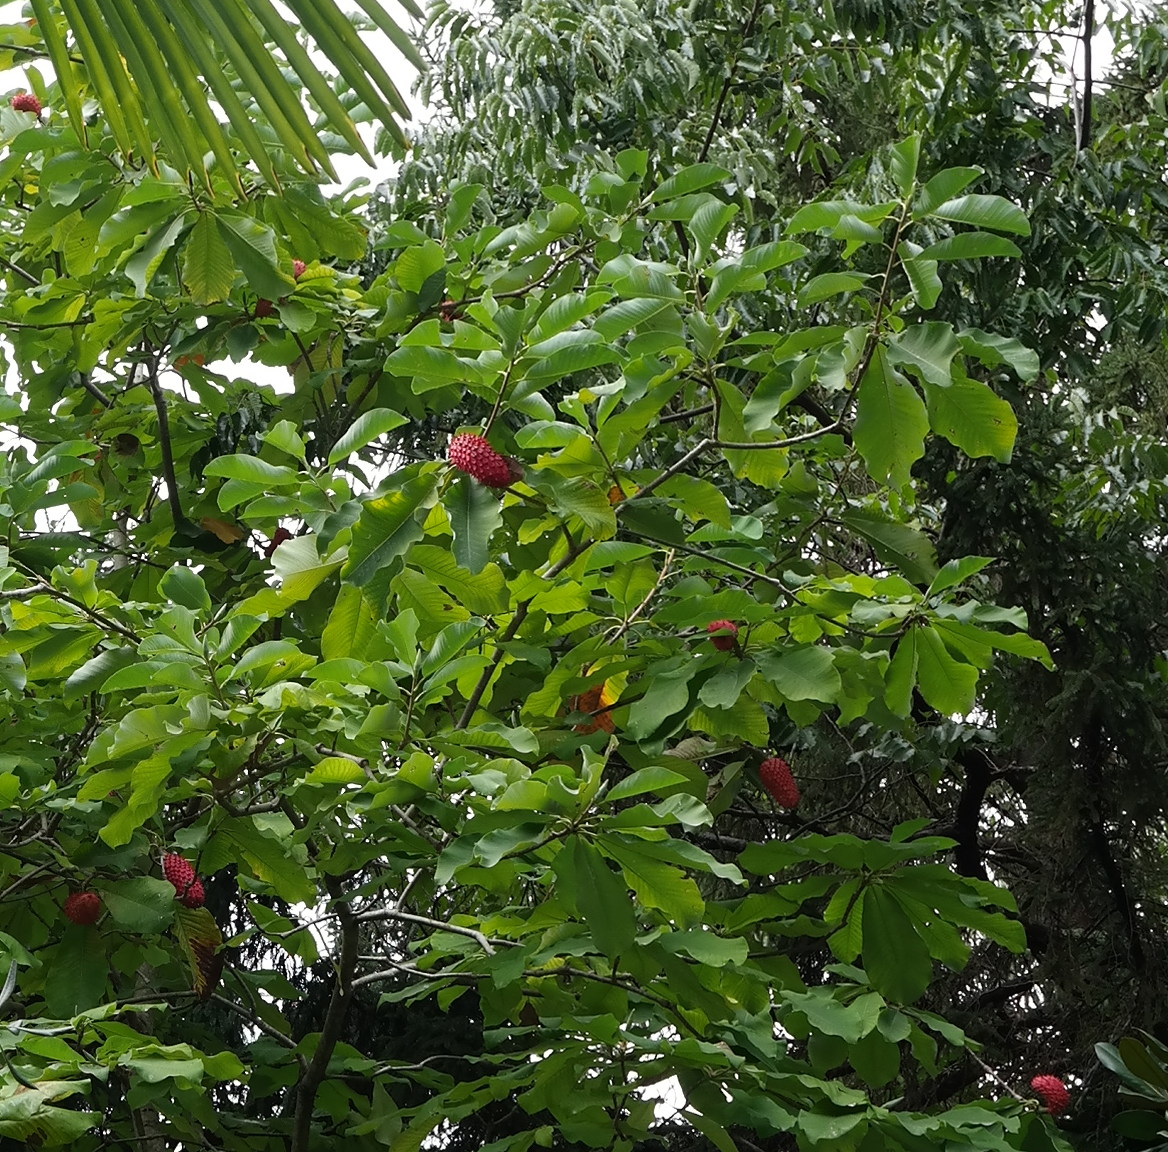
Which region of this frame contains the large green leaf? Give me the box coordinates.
[447,475,502,575]
[853,346,929,488]
[328,409,409,466]
[913,626,978,716]
[925,194,1031,236]
[216,212,292,301]
[924,375,1018,462]
[862,886,932,1003]
[182,211,236,305]
[887,323,959,389]
[342,474,440,588]
[553,837,636,959]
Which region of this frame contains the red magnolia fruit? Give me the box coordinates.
[11,92,41,116]
[179,878,205,909]
[759,757,800,809]
[63,891,101,925]
[706,619,739,651]
[265,526,293,559]
[448,433,513,488]
[1030,1075,1069,1116]
[254,298,275,319]
[292,258,307,279]
[162,853,199,902]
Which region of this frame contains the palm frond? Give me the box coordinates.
[21,0,423,190]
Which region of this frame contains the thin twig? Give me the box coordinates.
[9,567,140,643]
[0,256,38,286]
[356,908,500,954]
[210,992,297,1049]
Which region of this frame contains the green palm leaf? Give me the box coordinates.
[19,0,422,190]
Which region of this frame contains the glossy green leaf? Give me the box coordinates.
[927,194,1031,236]
[862,886,932,1003]
[853,346,929,489]
[182,211,236,304]
[924,375,1018,462]
[328,409,409,465]
[342,474,440,589]
[554,836,636,959]
[887,322,960,388]
[913,626,977,716]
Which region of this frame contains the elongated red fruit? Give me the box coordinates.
[759,757,800,808]
[179,878,205,909]
[163,853,200,904]
[706,620,738,651]
[11,93,41,116]
[448,433,513,488]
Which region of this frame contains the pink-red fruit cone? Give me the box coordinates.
[162,853,200,904]
[254,298,275,319]
[1030,1075,1069,1116]
[179,878,205,908]
[759,757,800,809]
[448,433,513,488]
[11,93,41,116]
[707,620,738,651]
[63,891,101,925]
[292,259,306,279]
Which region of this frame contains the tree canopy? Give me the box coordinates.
[2,1,1168,1150]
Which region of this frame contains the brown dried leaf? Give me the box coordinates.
[200,516,246,544]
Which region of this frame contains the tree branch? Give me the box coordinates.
[356,908,500,954]
[145,361,186,530]
[1079,0,1095,149]
[290,903,359,1152]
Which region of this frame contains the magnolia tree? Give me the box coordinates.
[0,8,1076,1151]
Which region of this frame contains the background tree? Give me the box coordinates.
[0,1,1160,1151]
[391,1,1168,1147]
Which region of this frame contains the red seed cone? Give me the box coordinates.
[448,433,513,488]
[11,93,41,116]
[706,620,739,651]
[162,853,198,902]
[254,298,275,319]
[179,878,205,908]
[63,891,102,925]
[292,259,306,279]
[1030,1075,1069,1116]
[759,757,800,809]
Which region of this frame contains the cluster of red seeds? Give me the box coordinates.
[63,891,102,925]
[448,433,515,489]
[1030,1074,1069,1115]
[706,620,738,650]
[759,757,800,809]
[163,853,205,908]
[11,92,41,116]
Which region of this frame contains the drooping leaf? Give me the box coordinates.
[853,346,928,489]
